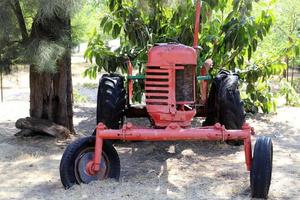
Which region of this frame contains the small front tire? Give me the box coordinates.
[250,136,273,199]
[60,136,120,189]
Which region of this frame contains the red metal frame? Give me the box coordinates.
[127,60,134,104]
[193,0,201,49]
[200,64,209,104]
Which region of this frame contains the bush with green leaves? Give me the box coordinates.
[278,79,300,106]
[84,0,299,112]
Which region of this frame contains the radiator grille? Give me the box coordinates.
[145,66,169,106]
[175,66,194,102]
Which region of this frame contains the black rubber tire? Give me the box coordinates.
[96,74,126,129]
[60,136,120,189]
[203,70,245,145]
[251,136,273,199]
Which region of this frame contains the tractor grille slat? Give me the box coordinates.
[146,75,169,79]
[146,69,168,73]
[145,66,170,105]
[146,93,169,97]
[145,82,169,86]
[146,99,169,103]
[145,87,169,91]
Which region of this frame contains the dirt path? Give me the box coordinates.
[0,65,299,200]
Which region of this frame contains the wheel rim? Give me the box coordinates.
[74,147,110,184]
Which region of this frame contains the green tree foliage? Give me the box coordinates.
[255,0,300,62]
[0,0,21,73]
[71,0,108,45]
[85,0,299,112]
[0,0,79,73]
[247,0,300,110]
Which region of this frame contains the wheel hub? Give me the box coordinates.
[75,149,109,184]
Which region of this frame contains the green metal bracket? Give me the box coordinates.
[197,75,212,81]
[127,75,146,80]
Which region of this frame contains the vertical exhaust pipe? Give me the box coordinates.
[193,0,202,49]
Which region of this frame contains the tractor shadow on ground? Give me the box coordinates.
[115,139,251,199]
[113,116,250,198]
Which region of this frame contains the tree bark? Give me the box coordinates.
[53,51,74,132]
[29,53,74,133]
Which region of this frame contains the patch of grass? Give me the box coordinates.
[82,82,98,89]
[73,89,88,103]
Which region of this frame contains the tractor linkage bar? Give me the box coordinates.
[87,122,254,175]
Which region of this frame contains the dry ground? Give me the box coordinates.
[0,63,299,200]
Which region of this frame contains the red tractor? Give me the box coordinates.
[60,1,273,198]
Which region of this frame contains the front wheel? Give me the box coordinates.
[251,136,273,199]
[59,136,120,189]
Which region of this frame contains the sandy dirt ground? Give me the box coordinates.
[0,63,299,200]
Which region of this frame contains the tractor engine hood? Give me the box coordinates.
[147,43,197,66]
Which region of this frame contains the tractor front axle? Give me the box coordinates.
[87,122,254,175]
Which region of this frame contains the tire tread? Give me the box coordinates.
[97,74,126,129]
[251,136,273,198]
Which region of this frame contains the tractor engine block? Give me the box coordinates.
[145,43,197,127]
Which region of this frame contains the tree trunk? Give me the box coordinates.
[10,1,75,136]
[291,58,295,86]
[11,0,28,40]
[29,53,74,133]
[22,14,75,135]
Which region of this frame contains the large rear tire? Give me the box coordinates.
[203,70,245,145]
[96,74,126,130]
[251,136,273,199]
[60,136,120,189]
